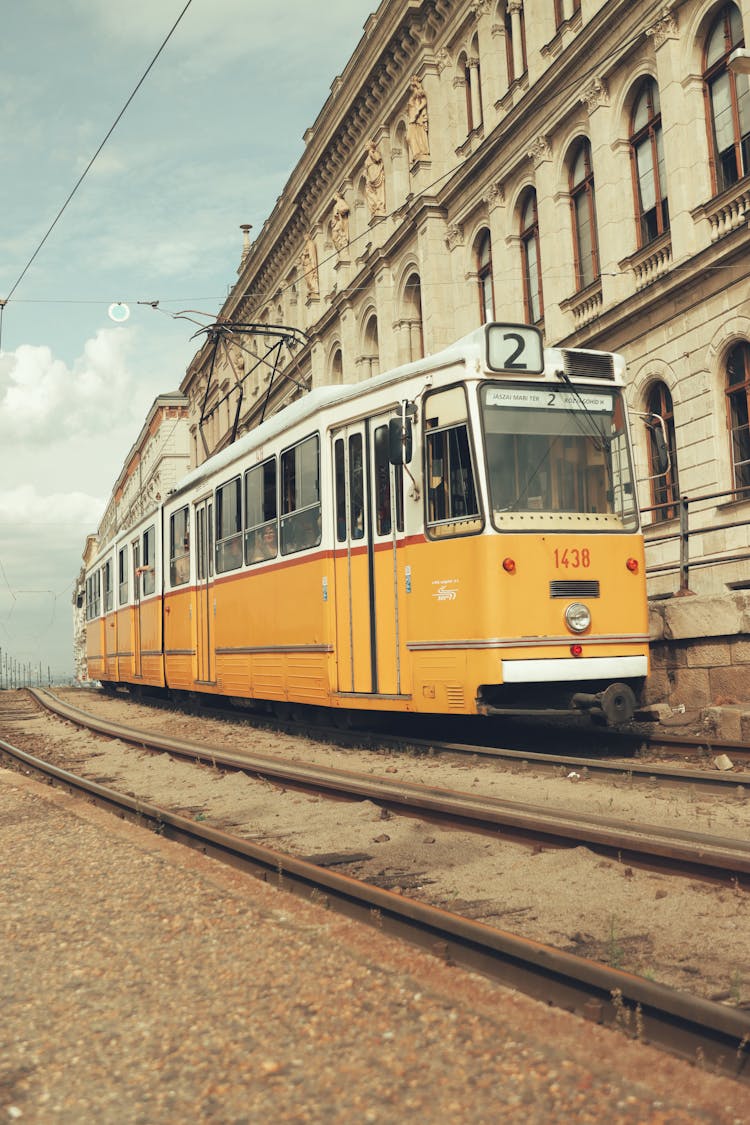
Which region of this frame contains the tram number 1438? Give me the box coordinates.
[553,548,591,569]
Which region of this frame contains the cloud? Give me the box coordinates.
[0,483,104,531]
[0,327,140,443]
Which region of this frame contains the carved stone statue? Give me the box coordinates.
[364,140,386,217]
[406,75,430,161]
[300,234,319,298]
[331,192,350,252]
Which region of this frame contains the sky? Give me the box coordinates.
[0,0,377,680]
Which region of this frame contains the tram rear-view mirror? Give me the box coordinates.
[647,414,670,476]
[389,416,413,465]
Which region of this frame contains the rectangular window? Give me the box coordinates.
[118,545,128,605]
[244,458,278,564]
[215,477,243,573]
[89,569,101,618]
[374,424,404,536]
[349,433,365,540]
[103,560,113,613]
[142,526,156,595]
[334,438,347,542]
[169,507,190,586]
[481,383,638,529]
[424,387,482,538]
[281,434,321,554]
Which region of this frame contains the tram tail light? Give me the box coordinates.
[502,557,516,574]
[626,557,639,573]
[570,644,583,657]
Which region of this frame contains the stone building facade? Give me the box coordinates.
[180,0,750,602]
[96,393,191,548]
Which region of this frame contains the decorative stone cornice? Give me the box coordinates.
[528,135,552,167]
[580,77,609,115]
[647,8,678,49]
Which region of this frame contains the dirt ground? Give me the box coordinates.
[12,687,750,1008]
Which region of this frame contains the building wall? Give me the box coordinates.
[180,0,750,598]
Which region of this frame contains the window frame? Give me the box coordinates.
[280,433,321,555]
[244,457,278,565]
[725,341,750,494]
[423,384,483,539]
[476,230,495,325]
[142,525,156,596]
[630,78,670,246]
[646,382,680,523]
[520,190,544,324]
[569,138,600,291]
[215,476,243,574]
[169,506,191,587]
[703,3,750,195]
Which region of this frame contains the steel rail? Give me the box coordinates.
[0,726,748,1082]
[28,688,750,882]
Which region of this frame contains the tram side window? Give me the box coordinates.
[170,506,190,586]
[245,458,278,564]
[103,560,113,613]
[118,545,128,606]
[424,387,482,538]
[281,434,321,554]
[374,424,404,535]
[87,571,101,619]
[216,477,243,573]
[142,526,156,595]
[334,439,347,542]
[349,433,365,540]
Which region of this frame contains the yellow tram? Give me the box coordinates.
[85,323,651,726]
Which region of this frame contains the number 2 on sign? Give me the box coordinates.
[554,548,590,568]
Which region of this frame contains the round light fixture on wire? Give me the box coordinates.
[108,302,130,323]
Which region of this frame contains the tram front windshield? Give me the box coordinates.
[481,383,638,530]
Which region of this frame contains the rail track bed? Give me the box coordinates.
[3,687,750,1080]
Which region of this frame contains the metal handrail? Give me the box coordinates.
[642,485,750,592]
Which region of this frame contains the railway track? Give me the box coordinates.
[0,688,748,1081]
[23,687,750,884]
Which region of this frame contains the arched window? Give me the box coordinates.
[646,382,679,522]
[403,272,424,361]
[476,231,495,324]
[704,4,750,194]
[569,138,599,290]
[726,342,750,492]
[363,314,380,378]
[520,190,543,324]
[331,347,343,385]
[630,79,669,245]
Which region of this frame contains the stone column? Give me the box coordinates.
[508,0,525,79]
[468,58,483,129]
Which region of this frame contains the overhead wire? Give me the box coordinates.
[0,0,195,349]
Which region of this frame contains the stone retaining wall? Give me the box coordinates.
[646,592,750,738]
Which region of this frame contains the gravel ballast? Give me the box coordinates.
[1,767,747,1123]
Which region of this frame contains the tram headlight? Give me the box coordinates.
[564,602,591,634]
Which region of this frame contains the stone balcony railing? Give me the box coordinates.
[560,277,602,329]
[692,178,750,242]
[619,231,672,291]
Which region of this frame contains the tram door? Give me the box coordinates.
[194,498,215,684]
[332,416,404,696]
[131,539,142,679]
